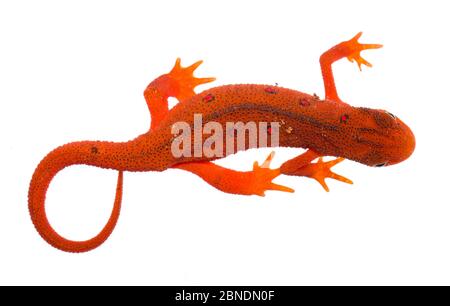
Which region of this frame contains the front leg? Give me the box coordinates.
[319,32,382,103]
[280,150,353,192]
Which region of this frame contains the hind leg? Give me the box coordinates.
[173,152,293,196]
[144,58,215,131]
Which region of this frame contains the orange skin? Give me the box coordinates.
[28,33,415,252]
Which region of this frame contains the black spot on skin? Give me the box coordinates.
[91,146,98,154]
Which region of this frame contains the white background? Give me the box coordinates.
[1,0,449,285]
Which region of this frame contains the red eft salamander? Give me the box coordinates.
[28,32,415,252]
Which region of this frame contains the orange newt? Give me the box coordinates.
[28,32,415,252]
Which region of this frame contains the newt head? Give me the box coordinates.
[381,113,415,167]
[353,107,415,167]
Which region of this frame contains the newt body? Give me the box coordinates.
[28,33,415,252]
[154,84,413,167]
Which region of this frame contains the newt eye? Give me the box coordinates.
[374,162,388,167]
[384,111,396,119]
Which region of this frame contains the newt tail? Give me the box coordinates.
[28,142,123,252]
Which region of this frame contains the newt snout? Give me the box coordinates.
[355,108,415,167]
[384,115,415,166]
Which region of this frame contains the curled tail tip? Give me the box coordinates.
[29,166,124,253]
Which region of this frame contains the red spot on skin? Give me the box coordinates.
[340,114,349,123]
[264,87,277,94]
[202,93,215,103]
[267,126,272,135]
[299,98,310,107]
